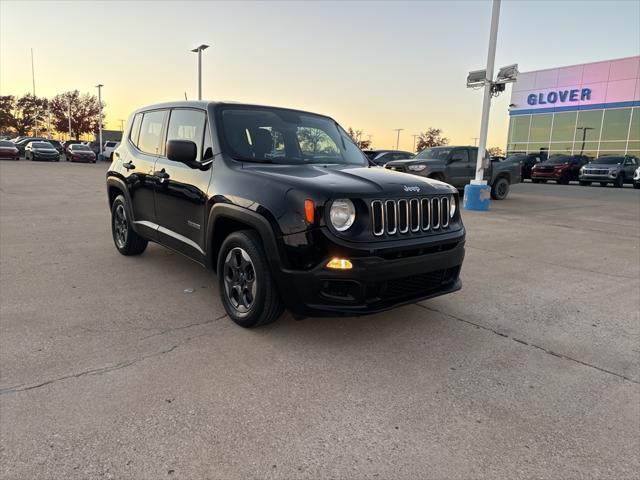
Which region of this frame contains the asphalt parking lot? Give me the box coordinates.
[1,160,638,480]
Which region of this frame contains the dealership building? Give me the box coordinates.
[507,56,640,160]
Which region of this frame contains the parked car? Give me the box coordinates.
[47,139,64,155]
[25,141,60,161]
[363,149,414,166]
[63,140,85,154]
[505,153,543,180]
[106,101,466,328]
[634,166,640,189]
[579,155,639,187]
[66,143,96,163]
[384,146,520,200]
[13,137,47,157]
[531,154,589,184]
[103,141,120,160]
[0,140,20,160]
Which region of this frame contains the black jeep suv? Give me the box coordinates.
[106,102,465,327]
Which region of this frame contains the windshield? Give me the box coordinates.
[592,156,623,165]
[545,155,570,165]
[218,106,367,166]
[32,142,53,148]
[71,144,91,151]
[0,141,13,147]
[414,147,452,160]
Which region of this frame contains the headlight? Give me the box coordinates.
[449,195,457,218]
[329,199,356,232]
[408,164,427,172]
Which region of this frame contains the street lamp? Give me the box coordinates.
[191,44,209,100]
[96,84,104,161]
[394,128,404,150]
[412,134,419,152]
[575,127,594,155]
[464,0,518,211]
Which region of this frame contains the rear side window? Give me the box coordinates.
[166,109,206,160]
[129,113,142,147]
[137,110,167,155]
[451,149,469,162]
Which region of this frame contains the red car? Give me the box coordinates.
[66,143,96,163]
[531,155,589,184]
[0,140,20,160]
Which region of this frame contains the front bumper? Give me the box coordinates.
[274,229,465,317]
[531,170,562,179]
[579,173,617,181]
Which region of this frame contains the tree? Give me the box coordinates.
[415,127,448,152]
[487,146,505,157]
[347,127,372,150]
[49,90,104,139]
[3,94,48,136]
[0,95,16,134]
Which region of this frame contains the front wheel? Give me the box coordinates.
[614,175,624,188]
[111,195,148,255]
[600,182,608,187]
[579,180,591,186]
[218,230,283,328]
[490,177,510,200]
[634,182,640,189]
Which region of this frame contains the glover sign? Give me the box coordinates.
[527,88,592,106]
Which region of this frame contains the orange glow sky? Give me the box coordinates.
[1,0,638,150]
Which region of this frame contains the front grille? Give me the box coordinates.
[584,169,609,175]
[371,196,452,237]
[366,267,460,302]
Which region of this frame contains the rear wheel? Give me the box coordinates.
[111,195,148,256]
[218,230,283,328]
[490,177,509,200]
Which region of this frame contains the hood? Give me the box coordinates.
[585,163,621,169]
[34,148,57,152]
[240,163,455,197]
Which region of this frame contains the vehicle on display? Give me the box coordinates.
[47,139,64,155]
[634,166,640,189]
[384,146,520,200]
[13,137,47,157]
[24,141,60,161]
[530,154,589,184]
[103,141,120,160]
[506,152,543,180]
[63,140,85,154]
[579,155,639,187]
[363,149,414,166]
[66,143,96,163]
[0,140,20,160]
[106,101,466,328]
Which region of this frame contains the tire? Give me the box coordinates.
[634,182,640,189]
[490,177,509,200]
[111,195,148,256]
[614,174,624,188]
[557,175,569,185]
[217,230,284,328]
[579,181,591,186]
[600,182,608,187]
[531,179,540,184]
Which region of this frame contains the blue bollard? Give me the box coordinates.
[463,181,491,211]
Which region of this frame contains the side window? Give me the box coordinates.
[137,110,167,155]
[450,149,469,163]
[166,109,206,160]
[129,113,143,147]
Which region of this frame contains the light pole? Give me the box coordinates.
[191,44,209,100]
[96,84,104,160]
[394,128,404,150]
[68,99,72,140]
[118,119,125,132]
[575,127,594,155]
[472,137,479,146]
[412,134,418,152]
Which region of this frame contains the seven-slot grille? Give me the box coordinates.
[584,168,609,175]
[371,196,451,236]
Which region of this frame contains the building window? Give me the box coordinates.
[509,115,530,143]
[550,112,577,142]
[529,114,553,144]
[600,108,632,141]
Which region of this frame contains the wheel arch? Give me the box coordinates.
[106,176,135,223]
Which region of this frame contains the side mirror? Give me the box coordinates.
[166,139,197,165]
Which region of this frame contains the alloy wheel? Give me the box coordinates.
[113,204,128,249]
[223,247,257,314]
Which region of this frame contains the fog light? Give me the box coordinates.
[326,258,353,270]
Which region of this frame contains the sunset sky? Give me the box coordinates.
[1,0,638,150]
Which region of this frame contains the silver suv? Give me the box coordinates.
[579,155,639,187]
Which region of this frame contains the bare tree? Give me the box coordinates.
[347,127,372,150]
[487,146,505,157]
[416,127,449,152]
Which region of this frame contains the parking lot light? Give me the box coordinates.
[190,44,209,101]
[96,84,104,161]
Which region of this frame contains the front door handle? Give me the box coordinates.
[154,169,170,183]
[123,161,135,170]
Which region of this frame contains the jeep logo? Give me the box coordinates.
[403,185,421,193]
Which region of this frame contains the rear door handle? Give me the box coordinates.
[123,161,135,170]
